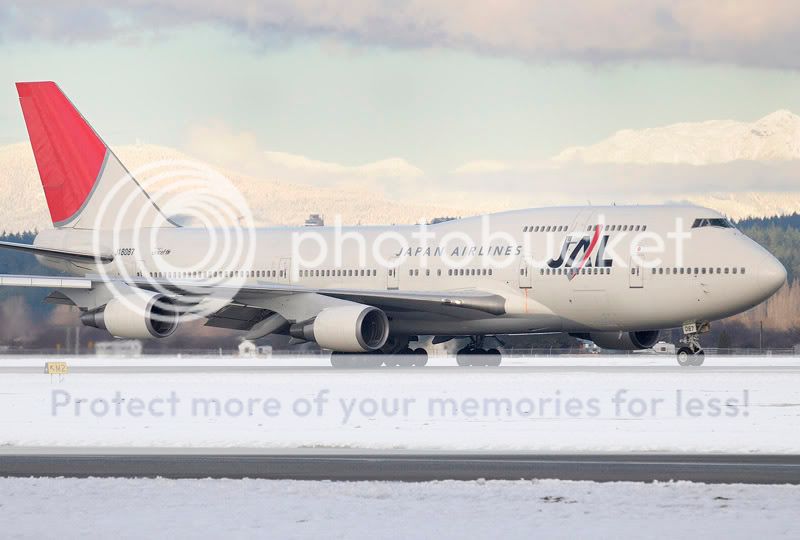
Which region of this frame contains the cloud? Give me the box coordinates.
[182,118,800,222]
[185,120,424,195]
[4,1,800,68]
[450,160,800,198]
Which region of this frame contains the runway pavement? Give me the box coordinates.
[4,364,800,374]
[1,452,799,484]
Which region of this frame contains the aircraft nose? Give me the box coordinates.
[757,254,787,297]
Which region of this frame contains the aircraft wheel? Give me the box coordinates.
[676,347,694,367]
[456,347,475,367]
[331,352,382,369]
[485,348,502,367]
[385,348,414,368]
[412,348,428,367]
[690,350,705,366]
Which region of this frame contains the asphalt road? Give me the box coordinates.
[1,453,799,484]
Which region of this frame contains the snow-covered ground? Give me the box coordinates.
[1,355,799,452]
[0,477,797,539]
[4,352,800,368]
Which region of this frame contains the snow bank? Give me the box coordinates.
[0,477,797,539]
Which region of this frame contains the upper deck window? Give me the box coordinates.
[692,218,734,229]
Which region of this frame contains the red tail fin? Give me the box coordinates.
[16,81,173,230]
[17,81,108,226]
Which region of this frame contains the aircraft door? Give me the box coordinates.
[518,257,532,288]
[386,257,400,289]
[279,258,291,283]
[628,257,644,288]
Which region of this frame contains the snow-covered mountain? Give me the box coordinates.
[0,143,471,233]
[4,109,800,234]
[554,110,800,165]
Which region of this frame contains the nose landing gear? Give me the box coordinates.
[676,322,708,367]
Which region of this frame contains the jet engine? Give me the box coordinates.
[290,304,389,352]
[584,330,660,351]
[80,291,179,339]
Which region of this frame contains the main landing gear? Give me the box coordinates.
[330,351,384,369]
[330,339,429,369]
[456,336,502,367]
[676,322,708,367]
[383,348,428,368]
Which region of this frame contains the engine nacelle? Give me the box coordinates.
[81,291,179,339]
[291,305,389,352]
[586,330,660,351]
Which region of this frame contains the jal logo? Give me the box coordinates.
[547,227,613,271]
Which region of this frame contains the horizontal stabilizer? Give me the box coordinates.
[0,240,114,263]
[0,274,92,289]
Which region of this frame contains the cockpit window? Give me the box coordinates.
[691,218,734,229]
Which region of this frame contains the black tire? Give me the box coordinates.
[676,347,694,367]
[485,348,502,367]
[412,348,428,367]
[394,349,415,368]
[330,352,351,369]
[456,347,474,367]
[690,350,705,366]
[330,352,382,369]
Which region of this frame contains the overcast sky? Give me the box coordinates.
[1,1,799,174]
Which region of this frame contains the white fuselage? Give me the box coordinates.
[34,204,786,336]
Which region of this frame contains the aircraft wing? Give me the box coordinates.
[129,278,507,319]
[0,274,507,328]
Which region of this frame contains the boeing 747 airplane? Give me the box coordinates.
[0,82,787,367]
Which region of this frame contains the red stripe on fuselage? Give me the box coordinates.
[577,226,601,270]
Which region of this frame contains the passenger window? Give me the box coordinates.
[724,268,729,274]
[732,268,737,274]
[635,225,640,231]
[740,267,745,274]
